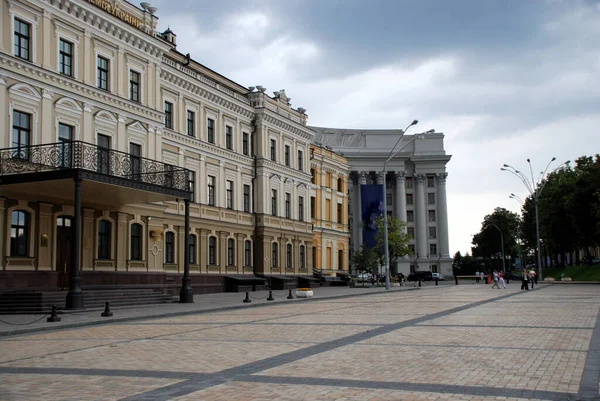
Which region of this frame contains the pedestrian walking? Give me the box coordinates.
[521,268,529,290]
[498,271,506,288]
[475,271,480,284]
[529,269,536,290]
[491,271,499,289]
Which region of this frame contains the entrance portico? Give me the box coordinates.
[0,141,193,309]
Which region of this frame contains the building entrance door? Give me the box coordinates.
[56,216,73,290]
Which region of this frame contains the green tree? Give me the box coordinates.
[373,215,412,270]
[350,246,378,277]
[472,207,521,271]
[453,251,480,276]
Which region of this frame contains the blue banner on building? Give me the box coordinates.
[361,184,384,248]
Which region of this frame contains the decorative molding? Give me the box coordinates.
[395,171,406,182]
[414,173,426,183]
[436,172,448,183]
[0,54,163,123]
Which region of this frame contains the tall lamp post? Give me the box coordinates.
[382,122,435,290]
[490,222,505,273]
[501,158,569,281]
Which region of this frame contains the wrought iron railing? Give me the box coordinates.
[0,141,192,193]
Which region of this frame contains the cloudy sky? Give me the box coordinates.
[151,0,600,255]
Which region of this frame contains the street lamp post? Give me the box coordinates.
[490,222,505,273]
[381,121,435,290]
[501,158,569,281]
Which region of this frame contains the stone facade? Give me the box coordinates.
[309,145,350,276]
[310,127,452,277]
[0,0,315,289]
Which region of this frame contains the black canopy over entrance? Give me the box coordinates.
[0,141,195,308]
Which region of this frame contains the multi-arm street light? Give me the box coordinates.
[501,158,569,280]
[382,122,436,290]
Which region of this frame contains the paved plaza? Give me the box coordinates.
[0,284,599,401]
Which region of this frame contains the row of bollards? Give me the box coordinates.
[242,289,295,303]
[47,302,114,323]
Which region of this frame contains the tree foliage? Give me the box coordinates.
[351,246,379,275]
[521,155,600,263]
[373,215,412,268]
[472,207,521,261]
[452,251,480,276]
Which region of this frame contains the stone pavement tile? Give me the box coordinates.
[259,344,587,393]
[268,313,427,325]
[4,339,313,373]
[141,313,283,324]
[420,313,596,328]
[0,339,123,363]
[171,381,556,401]
[359,326,593,352]
[9,323,223,341]
[161,323,379,343]
[0,374,181,401]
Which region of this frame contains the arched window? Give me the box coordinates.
[300,245,305,269]
[165,232,175,263]
[286,244,292,268]
[227,238,235,266]
[337,177,343,192]
[338,249,344,270]
[272,243,278,268]
[189,234,197,264]
[98,220,111,259]
[10,210,29,257]
[311,168,316,184]
[244,240,252,266]
[130,223,142,261]
[312,246,317,269]
[208,236,216,265]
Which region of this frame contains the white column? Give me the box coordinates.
[0,76,7,147]
[117,114,126,152]
[83,31,93,86]
[436,173,450,258]
[41,90,54,144]
[42,10,52,69]
[415,174,428,259]
[82,103,93,143]
[292,180,298,219]
[358,171,367,245]
[236,167,243,211]
[376,171,383,185]
[395,172,407,223]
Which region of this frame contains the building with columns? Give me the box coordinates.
[309,144,350,276]
[309,127,452,277]
[0,0,315,302]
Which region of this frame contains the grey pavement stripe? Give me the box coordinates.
[0,366,198,380]
[352,342,589,352]
[578,303,600,400]
[119,378,224,401]
[243,374,578,401]
[417,324,595,330]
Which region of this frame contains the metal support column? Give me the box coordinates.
[179,198,194,303]
[66,176,84,309]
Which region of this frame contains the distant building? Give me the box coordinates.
[309,145,350,276]
[309,127,452,277]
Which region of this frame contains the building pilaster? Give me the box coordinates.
[415,174,428,259]
[436,173,450,258]
[357,171,367,246]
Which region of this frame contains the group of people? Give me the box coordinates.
[521,268,537,290]
[490,271,506,289]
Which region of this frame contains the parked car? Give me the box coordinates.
[407,271,433,282]
[357,272,373,282]
[432,273,445,281]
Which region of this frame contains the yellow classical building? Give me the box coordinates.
[310,145,350,277]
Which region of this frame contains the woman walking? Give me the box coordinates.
[521,268,529,290]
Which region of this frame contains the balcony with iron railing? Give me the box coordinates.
[0,141,192,196]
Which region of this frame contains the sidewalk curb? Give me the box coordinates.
[1,286,424,337]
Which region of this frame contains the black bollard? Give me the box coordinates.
[287,289,294,299]
[243,292,251,303]
[267,290,275,301]
[435,278,439,286]
[101,301,113,317]
[418,279,422,287]
[47,305,61,322]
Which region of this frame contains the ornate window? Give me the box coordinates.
[208,236,216,265]
[189,234,197,264]
[165,232,175,263]
[10,210,29,257]
[299,245,305,269]
[98,220,111,259]
[286,244,292,268]
[97,55,109,90]
[130,223,142,261]
[244,240,251,266]
[272,243,278,268]
[59,39,73,76]
[14,18,31,60]
[227,238,235,266]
